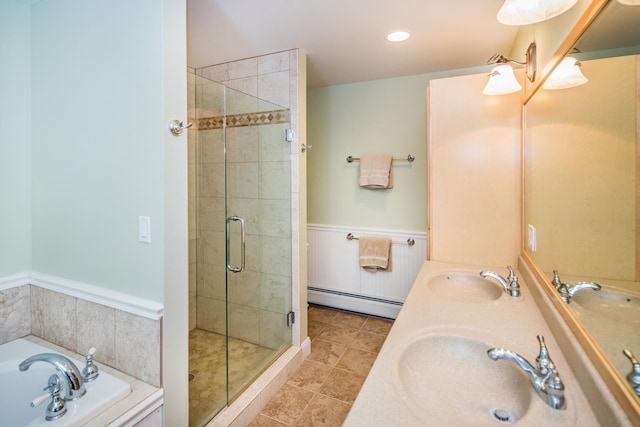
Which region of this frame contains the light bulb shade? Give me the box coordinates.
[483,64,522,95]
[497,0,579,25]
[542,57,588,90]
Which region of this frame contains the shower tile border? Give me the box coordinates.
[195,109,290,130]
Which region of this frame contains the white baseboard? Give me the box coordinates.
[308,288,401,319]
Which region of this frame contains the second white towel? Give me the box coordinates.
[359,154,393,189]
[359,236,392,272]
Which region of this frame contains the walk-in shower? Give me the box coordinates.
[187,71,293,427]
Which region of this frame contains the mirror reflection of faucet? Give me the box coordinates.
[480,265,521,297]
[487,335,566,410]
[622,349,640,396]
[551,270,601,303]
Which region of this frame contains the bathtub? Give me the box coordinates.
[0,338,131,426]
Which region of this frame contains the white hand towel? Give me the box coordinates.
[359,154,393,189]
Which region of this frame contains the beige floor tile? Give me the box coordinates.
[361,316,393,335]
[306,339,347,366]
[293,394,351,427]
[335,347,377,377]
[316,324,359,346]
[249,414,288,426]
[249,306,395,426]
[318,368,366,404]
[308,319,327,341]
[287,360,334,392]
[308,306,340,324]
[330,311,367,329]
[350,330,386,353]
[260,384,315,425]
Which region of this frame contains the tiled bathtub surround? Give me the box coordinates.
[0,284,161,388]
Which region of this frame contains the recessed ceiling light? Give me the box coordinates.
[386,31,410,42]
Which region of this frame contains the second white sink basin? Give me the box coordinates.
[571,288,640,325]
[396,334,532,425]
[428,273,503,303]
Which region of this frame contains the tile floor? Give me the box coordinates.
[249,304,394,426]
[189,329,280,427]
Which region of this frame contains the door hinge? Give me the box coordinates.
[286,311,295,327]
[285,128,294,142]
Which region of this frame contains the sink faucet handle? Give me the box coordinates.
[551,270,562,289]
[82,347,99,382]
[536,335,552,373]
[623,349,640,396]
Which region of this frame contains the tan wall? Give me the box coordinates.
[524,55,637,280]
[428,72,522,268]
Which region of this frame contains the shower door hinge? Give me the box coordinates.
[285,128,294,142]
[286,311,295,327]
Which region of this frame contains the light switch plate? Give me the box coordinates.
[139,216,151,243]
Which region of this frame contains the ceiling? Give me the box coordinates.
[187,0,519,88]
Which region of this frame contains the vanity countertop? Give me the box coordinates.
[344,260,599,426]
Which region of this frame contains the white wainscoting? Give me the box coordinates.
[307,224,427,319]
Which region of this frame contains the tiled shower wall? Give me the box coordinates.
[189,50,301,351]
[0,284,161,387]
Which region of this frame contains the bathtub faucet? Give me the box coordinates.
[19,353,86,401]
[480,265,520,297]
[487,335,566,410]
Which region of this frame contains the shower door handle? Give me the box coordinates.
[226,216,245,273]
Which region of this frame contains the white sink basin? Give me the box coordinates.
[571,288,640,325]
[428,273,503,302]
[396,334,532,425]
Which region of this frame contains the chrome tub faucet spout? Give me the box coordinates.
[551,270,601,303]
[487,335,566,410]
[19,353,86,401]
[480,265,520,297]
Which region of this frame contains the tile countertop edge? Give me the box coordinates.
[345,260,600,427]
[24,335,162,426]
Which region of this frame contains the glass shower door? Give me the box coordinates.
[223,87,293,403]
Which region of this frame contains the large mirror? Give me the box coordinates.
[523,0,640,419]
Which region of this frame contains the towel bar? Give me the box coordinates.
[346,154,415,163]
[346,233,415,246]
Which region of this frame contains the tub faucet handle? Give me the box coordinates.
[31,374,67,421]
[82,347,99,382]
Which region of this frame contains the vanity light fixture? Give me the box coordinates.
[483,42,536,95]
[542,56,588,90]
[497,0,578,25]
[386,31,410,42]
[617,0,640,5]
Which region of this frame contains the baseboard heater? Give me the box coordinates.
[307,286,403,320]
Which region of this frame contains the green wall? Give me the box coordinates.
[307,66,490,232]
[29,0,166,301]
[0,0,176,302]
[0,1,32,276]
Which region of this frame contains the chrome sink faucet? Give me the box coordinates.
[487,335,566,410]
[551,270,601,303]
[19,353,86,401]
[480,265,520,297]
[622,349,640,396]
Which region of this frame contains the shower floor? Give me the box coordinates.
[189,328,280,427]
